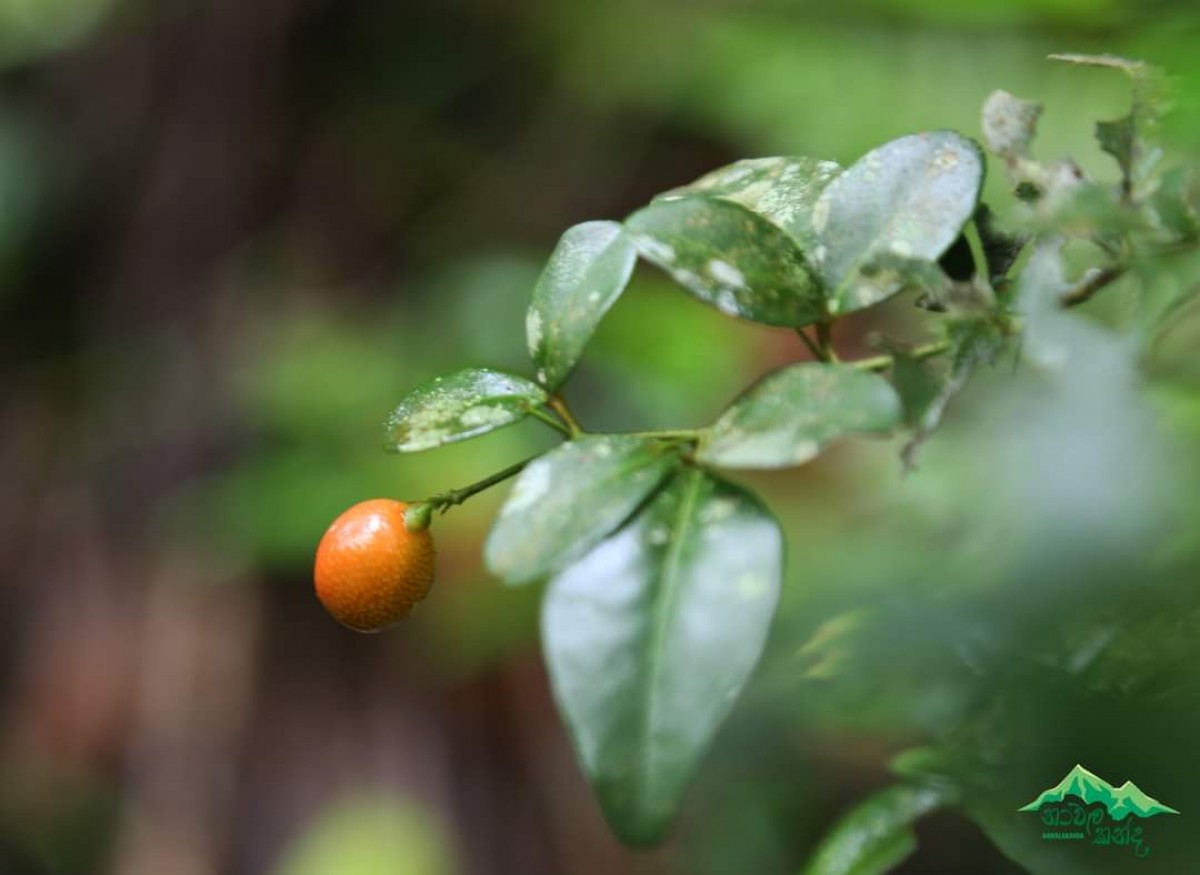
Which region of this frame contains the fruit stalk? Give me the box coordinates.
[429,457,534,512]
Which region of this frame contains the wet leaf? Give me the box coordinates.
[543,468,782,845]
[485,435,680,585]
[697,363,902,469]
[813,132,985,314]
[801,784,952,875]
[655,155,842,253]
[384,368,546,452]
[626,196,824,327]
[527,221,638,390]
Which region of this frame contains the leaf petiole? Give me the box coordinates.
[852,339,953,373]
[548,395,585,436]
[795,327,825,361]
[815,317,839,362]
[526,404,573,436]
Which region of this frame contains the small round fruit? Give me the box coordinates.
[314,499,436,632]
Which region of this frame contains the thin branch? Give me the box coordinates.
[815,318,839,362]
[429,457,533,511]
[1060,265,1126,307]
[851,339,953,373]
[795,327,824,361]
[548,395,584,436]
[616,429,702,442]
[526,405,572,436]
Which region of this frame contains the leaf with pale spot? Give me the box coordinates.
[384,368,546,452]
[626,196,824,327]
[485,435,680,585]
[697,363,902,469]
[655,155,842,253]
[813,131,984,314]
[543,468,782,846]
[981,90,1042,160]
[527,221,638,390]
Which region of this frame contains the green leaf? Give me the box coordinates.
[485,435,680,585]
[1150,166,1199,241]
[861,253,953,310]
[801,784,952,875]
[543,469,782,845]
[697,363,902,469]
[892,351,945,431]
[384,368,546,452]
[888,747,961,789]
[527,221,638,390]
[898,318,1008,469]
[655,156,842,252]
[1096,116,1135,179]
[813,132,985,314]
[625,196,824,327]
[1050,53,1169,191]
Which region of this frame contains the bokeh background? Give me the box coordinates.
[3,1,1200,874]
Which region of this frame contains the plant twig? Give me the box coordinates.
[526,405,572,436]
[548,395,584,436]
[851,339,953,373]
[795,327,824,361]
[429,457,533,512]
[815,318,839,362]
[618,429,702,442]
[1060,265,1126,307]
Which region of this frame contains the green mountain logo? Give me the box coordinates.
[1019,765,1180,820]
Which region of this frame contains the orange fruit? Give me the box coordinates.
[314,499,435,632]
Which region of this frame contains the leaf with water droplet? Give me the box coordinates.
[626,196,824,327]
[697,363,902,469]
[655,156,842,255]
[485,435,680,585]
[813,131,984,314]
[384,368,546,452]
[528,221,638,390]
[542,468,782,846]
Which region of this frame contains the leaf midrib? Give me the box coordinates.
[636,468,705,813]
